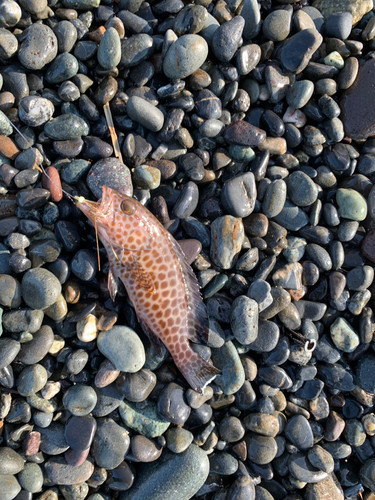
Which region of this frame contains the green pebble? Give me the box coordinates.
[44,114,89,140]
[228,144,255,161]
[330,317,359,353]
[119,400,170,438]
[336,188,368,221]
[203,274,228,299]
[133,165,161,190]
[324,51,344,69]
[45,53,79,84]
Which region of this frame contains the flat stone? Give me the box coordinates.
[223,121,266,147]
[21,268,61,310]
[119,400,170,438]
[44,457,94,485]
[340,59,375,140]
[87,157,133,200]
[280,28,323,74]
[121,445,209,500]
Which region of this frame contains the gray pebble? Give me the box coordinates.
[21,268,61,310]
[97,326,145,373]
[230,295,258,345]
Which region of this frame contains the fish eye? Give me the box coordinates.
[121,199,135,215]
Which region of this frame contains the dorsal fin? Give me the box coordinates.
[168,235,209,344]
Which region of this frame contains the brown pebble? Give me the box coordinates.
[89,26,106,42]
[23,430,41,456]
[0,136,20,160]
[258,137,287,155]
[287,286,307,301]
[95,359,120,388]
[42,166,63,202]
[0,92,15,112]
[324,411,345,441]
[63,280,81,304]
[97,311,118,331]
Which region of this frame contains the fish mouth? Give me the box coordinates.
[76,186,114,222]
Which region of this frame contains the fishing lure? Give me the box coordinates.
[76,186,220,394]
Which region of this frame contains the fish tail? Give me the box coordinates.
[177,349,220,394]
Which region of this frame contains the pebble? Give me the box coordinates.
[91,417,129,469]
[97,27,121,69]
[44,457,94,485]
[211,341,245,395]
[285,415,314,451]
[221,172,256,218]
[21,268,61,310]
[336,188,368,221]
[44,114,89,141]
[211,16,244,63]
[230,295,258,345]
[121,446,209,500]
[18,24,58,70]
[127,96,164,132]
[157,383,191,425]
[280,28,323,74]
[0,448,24,475]
[87,158,132,199]
[0,475,21,500]
[97,326,145,373]
[210,215,244,269]
[163,35,208,79]
[120,400,170,438]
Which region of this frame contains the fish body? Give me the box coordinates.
[77,186,219,393]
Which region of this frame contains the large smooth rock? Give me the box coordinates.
[120,445,209,500]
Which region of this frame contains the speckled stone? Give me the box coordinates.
[86,158,133,199]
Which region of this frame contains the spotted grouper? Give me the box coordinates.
[76,185,220,393]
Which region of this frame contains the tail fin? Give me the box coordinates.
[177,349,221,394]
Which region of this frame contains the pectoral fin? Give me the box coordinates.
[107,268,118,302]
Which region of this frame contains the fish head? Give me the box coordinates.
[76,185,153,248]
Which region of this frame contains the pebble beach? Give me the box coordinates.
[1,0,375,499]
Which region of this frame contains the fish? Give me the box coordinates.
[76,185,220,394]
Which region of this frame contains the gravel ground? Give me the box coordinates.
[1,0,375,499]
